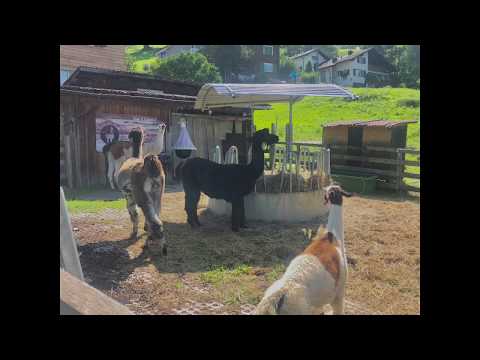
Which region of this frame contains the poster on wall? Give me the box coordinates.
[95,113,166,152]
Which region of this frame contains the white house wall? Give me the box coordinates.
[320,53,369,87]
[293,51,328,72]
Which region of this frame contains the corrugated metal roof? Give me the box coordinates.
[322,120,418,128]
[194,83,356,110]
[60,85,197,103]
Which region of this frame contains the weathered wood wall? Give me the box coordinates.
[60,94,249,188]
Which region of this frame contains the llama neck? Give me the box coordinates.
[152,127,165,154]
[327,204,344,249]
[249,142,265,177]
[132,139,143,158]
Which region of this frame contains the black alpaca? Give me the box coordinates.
[176,128,278,232]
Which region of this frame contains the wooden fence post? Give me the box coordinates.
[60,187,84,281]
[270,123,277,171]
[396,149,403,193]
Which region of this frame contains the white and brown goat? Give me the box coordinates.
[255,185,352,315]
[116,153,167,256]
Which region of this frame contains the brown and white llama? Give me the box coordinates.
[116,152,167,256]
[103,129,145,189]
[255,184,352,315]
[103,124,166,190]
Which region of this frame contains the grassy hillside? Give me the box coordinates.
[254,87,420,149]
[126,45,166,73]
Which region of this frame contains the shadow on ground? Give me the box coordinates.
[78,209,318,293]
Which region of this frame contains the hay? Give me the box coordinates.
[255,172,331,193]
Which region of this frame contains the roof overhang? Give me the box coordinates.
[194,83,357,110]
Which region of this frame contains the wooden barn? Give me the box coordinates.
[60,67,252,188]
[322,120,418,192]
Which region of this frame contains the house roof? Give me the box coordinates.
[290,48,330,60]
[194,83,356,110]
[318,48,371,70]
[322,119,418,128]
[64,66,202,90]
[60,85,197,104]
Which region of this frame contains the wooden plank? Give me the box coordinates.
[331,164,398,177]
[402,184,420,192]
[60,187,84,281]
[398,148,420,155]
[60,269,134,315]
[64,135,74,189]
[331,153,399,165]
[401,160,420,166]
[404,172,420,179]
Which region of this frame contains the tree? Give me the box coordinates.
[305,60,313,72]
[143,45,153,51]
[150,52,222,84]
[200,45,243,80]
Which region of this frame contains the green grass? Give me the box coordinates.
[66,199,126,214]
[255,87,420,190]
[126,45,166,73]
[200,264,253,285]
[254,87,420,149]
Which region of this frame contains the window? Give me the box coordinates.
[312,55,319,62]
[263,62,274,73]
[159,51,167,58]
[353,69,356,76]
[60,69,72,85]
[263,45,273,57]
[357,56,366,64]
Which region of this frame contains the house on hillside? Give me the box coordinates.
[156,45,204,59]
[60,45,127,85]
[156,45,280,83]
[318,48,393,87]
[290,48,330,72]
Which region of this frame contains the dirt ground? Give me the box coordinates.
[72,188,420,315]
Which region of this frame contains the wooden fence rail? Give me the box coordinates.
[60,269,133,315]
[60,186,134,315]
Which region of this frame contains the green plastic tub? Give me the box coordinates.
[331,174,377,194]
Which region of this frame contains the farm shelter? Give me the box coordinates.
[60,67,251,188]
[322,120,419,192]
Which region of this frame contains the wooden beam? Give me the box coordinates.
[331,164,397,177]
[60,187,84,281]
[397,148,420,155]
[403,172,420,179]
[60,269,134,315]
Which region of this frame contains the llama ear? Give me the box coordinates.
[341,190,353,197]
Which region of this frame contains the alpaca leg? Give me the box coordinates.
[123,191,139,239]
[140,203,167,255]
[146,189,162,232]
[185,188,201,227]
[331,290,345,315]
[231,199,241,232]
[107,159,116,190]
[239,197,248,228]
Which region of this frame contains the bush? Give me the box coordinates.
[397,98,420,108]
[299,71,318,83]
[151,52,222,84]
[279,55,296,80]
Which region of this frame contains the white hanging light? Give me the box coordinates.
[174,118,197,159]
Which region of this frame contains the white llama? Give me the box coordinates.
[255,184,352,315]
